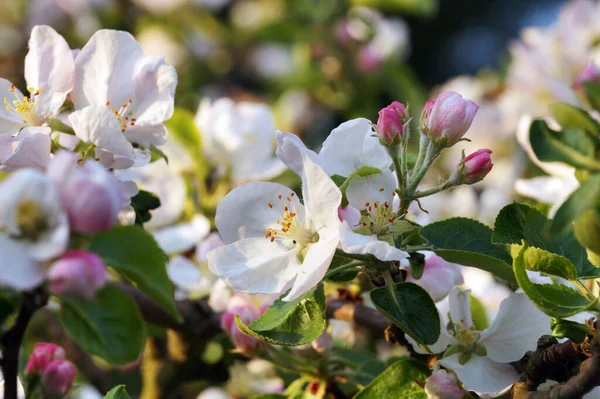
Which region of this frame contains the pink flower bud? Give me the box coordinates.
[377,101,407,145]
[405,254,463,302]
[49,152,126,235]
[357,46,382,72]
[48,250,107,300]
[40,359,77,398]
[424,369,466,399]
[424,91,479,147]
[573,62,600,89]
[222,295,261,353]
[461,149,493,184]
[25,343,66,375]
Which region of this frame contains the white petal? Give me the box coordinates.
[69,106,135,158]
[24,25,74,119]
[439,354,519,395]
[346,169,396,210]
[301,152,341,231]
[405,329,456,355]
[232,156,286,184]
[208,278,232,313]
[207,237,299,295]
[124,123,168,148]
[514,175,577,206]
[0,79,26,133]
[71,29,143,109]
[479,292,551,363]
[27,212,69,261]
[131,56,177,126]
[318,118,391,177]
[215,181,305,244]
[153,215,211,254]
[449,286,473,329]
[167,255,204,291]
[0,127,51,171]
[339,221,408,261]
[0,236,46,290]
[275,130,319,176]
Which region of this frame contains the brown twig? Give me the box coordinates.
[325,299,388,338]
[0,288,48,399]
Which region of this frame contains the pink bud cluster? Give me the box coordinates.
[220,295,263,353]
[376,101,407,146]
[25,343,77,398]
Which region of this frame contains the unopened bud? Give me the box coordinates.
[356,46,382,72]
[573,61,600,89]
[48,250,107,300]
[377,101,407,146]
[460,149,493,184]
[222,295,262,353]
[424,369,466,399]
[423,91,479,147]
[25,343,65,375]
[40,359,77,398]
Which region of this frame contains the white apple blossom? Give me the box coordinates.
[195,97,286,184]
[69,29,177,169]
[514,116,580,216]
[0,169,69,290]
[407,287,551,396]
[208,152,341,301]
[0,127,51,172]
[338,170,409,262]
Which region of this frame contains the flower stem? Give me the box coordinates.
[334,249,375,262]
[324,263,364,279]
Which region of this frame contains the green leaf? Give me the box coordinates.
[574,208,600,256]
[250,395,287,399]
[149,144,169,164]
[551,318,595,344]
[88,226,181,321]
[353,358,430,399]
[235,284,326,346]
[130,190,161,225]
[104,385,132,399]
[551,174,600,236]
[529,119,600,171]
[493,203,600,278]
[420,218,515,282]
[349,0,437,17]
[0,290,19,327]
[583,82,600,111]
[370,282,440,346]
[59,285,147,366]
[469,295,489,330]
[513,245,598,318]
[521,247,578,280]
[550,103,600,137]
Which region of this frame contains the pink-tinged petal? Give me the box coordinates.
[449,286,473,329]
[0,78,27,133]
[71,30,143,109]
[69,106,135,158]
[345,170,396,210]
[131,56,177,126]
[438,354,519,395]
[282,233,338,301]
[479,292,551,363]
[339,221,408,261]
[0,127,51,171]
[24,25,74,119]
[405,254,464,302]
[123,123,168,148]
[338,205,361,227]
[319,118,391,177]
[207,237,299,295]
[0,236,45,290]
[214,181,305,244]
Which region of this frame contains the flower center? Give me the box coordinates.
[13,200,48,242]
[106,99,137,132]
[264,192,316,247]
[4,85,42,126]
[448,322,480,348]
[357,190,398,236]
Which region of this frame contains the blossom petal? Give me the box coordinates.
[346,169,396,210]
[207,237,299,295]
[301,152,342,231]
[69,106,135,158]
[71,29,143,108]
[275,130,319,176]
[438,354,519,395]
[318,118,391,177]
[449,286,473,329]
[0,127,51,171]
[215,181,305,244]
[0,236,45,290]
[124,123,168,148]
[405,329,455,355]
[24,25,74,119]
[0,79,26,133]
[339,221,408,261]
[282,233,338,301]
[132,56,177,126]
[479,292,551,363]
[153,215,211,254]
